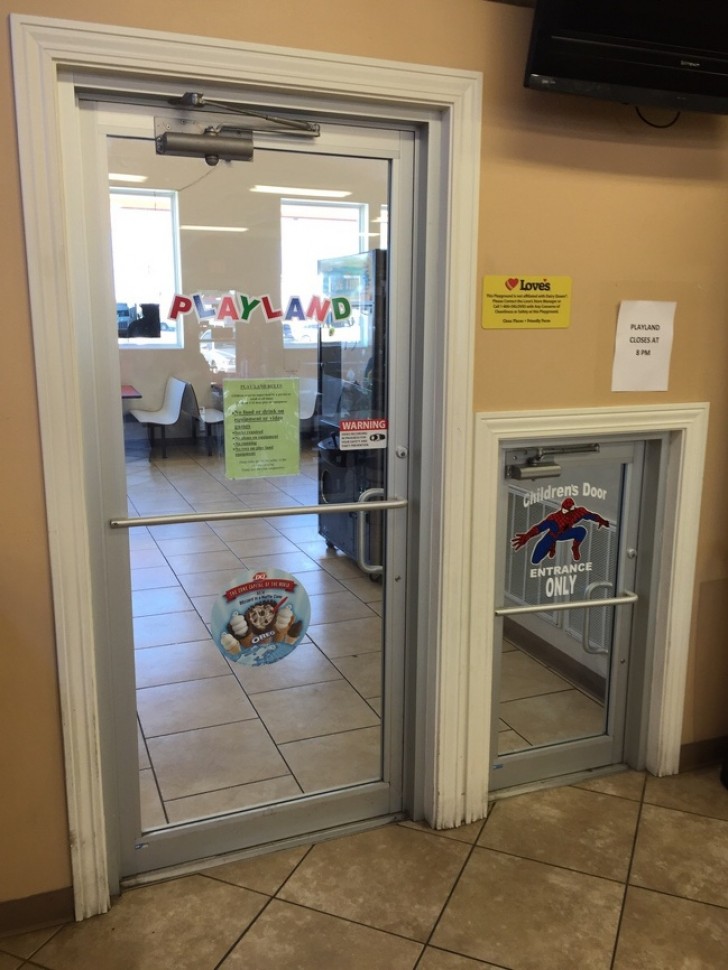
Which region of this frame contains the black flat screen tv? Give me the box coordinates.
[524,1,728,115]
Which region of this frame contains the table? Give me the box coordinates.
[121,384,142,400]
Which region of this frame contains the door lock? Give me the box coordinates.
[395,445,408,459]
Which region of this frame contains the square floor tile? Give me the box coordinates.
[134,639,234,689]
[574,768,646,802]
[0,927,61,962]
[431,848,623,970]
[399,818,486,845]
[418,950,502,970]
[630,803,728,907]
[190,594,217,624]
[278,523,325,545]
[231,641,342,694]
[284,568,345,596]
[178,569,247,598]
[499,689,605,747]
[251,680,380,744]
[133,610,211,649]
[131,565,179,591]
[155,534,230,556]
[164,775,302,824]
[315,553,367,580]
[280,726,381,793]
[137,675,257,737]
[644,764,728,820]
[479,785,639,880]
[307,616,382,659]
[613,886,728,969]
[129,547,167,569]
[205,845,310,895]
[32,876,266,970]
[497,727,530,753]
[219,899,422,970]
[132,586,192,617]
[330,652,382,699]
[238,551,321,574]
[128,528,155,550]
[148,720,290,801]
[340,576,384,603]
[224,536,301,559]
[209,520,281,541]
[499,649,572,702]
[279,825,469,941]
[165,550,243,575]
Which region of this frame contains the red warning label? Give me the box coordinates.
[339,418,388,451]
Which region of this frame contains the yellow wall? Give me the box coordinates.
[2,0,728,907]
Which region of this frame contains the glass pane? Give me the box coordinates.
[498,458,624,755]
[111,132,390,830]
[111,188,181,347]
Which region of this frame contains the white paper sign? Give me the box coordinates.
[611,300,676,392]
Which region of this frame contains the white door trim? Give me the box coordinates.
[469,404,709,819]
[10,16,481,917]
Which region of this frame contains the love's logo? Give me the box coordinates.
[505,278,519,290]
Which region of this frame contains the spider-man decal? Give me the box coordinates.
[511,497,609,564]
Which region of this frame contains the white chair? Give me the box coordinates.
[186,383,225,456]
[129,376,188,459]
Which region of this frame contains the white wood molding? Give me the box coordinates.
[469,404,709,819]
[10,15,481,913]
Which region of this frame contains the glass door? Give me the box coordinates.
[491,440,643,791]
[88,100,414,876]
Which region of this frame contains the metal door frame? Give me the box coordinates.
[83,103,416,877]
[489,440,644,791]
[470,407,709,810]
[11,15,483,917]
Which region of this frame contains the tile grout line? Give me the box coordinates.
[608,770,647,970]
[412,818,489,968]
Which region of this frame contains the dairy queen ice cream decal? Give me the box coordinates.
[212,568,311,666]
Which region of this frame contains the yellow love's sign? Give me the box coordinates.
[482,276,572,330]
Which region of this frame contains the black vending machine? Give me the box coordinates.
[316,249,387,569]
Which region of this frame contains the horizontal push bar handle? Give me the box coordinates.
[110,497,408,530]
[495,590,638,617]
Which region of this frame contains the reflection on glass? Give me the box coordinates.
[110,188,180,347]
[498,461,623,756]
[110,132,392,831]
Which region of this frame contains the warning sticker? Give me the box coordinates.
[339,418,388,451]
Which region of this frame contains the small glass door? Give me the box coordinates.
[86,99,414,876]
[491,441,643,791]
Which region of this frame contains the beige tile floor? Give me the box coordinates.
[498,638,605,754]
[126,432,616,828]
[124,436,385,828]
[4,765,728,968]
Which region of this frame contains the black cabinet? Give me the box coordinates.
[318,432,383,565]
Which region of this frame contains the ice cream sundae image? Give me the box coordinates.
[224,599,297,652]
[246,601,277,636]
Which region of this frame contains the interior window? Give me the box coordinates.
[280,199,366,346]
[110,187,181,348]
